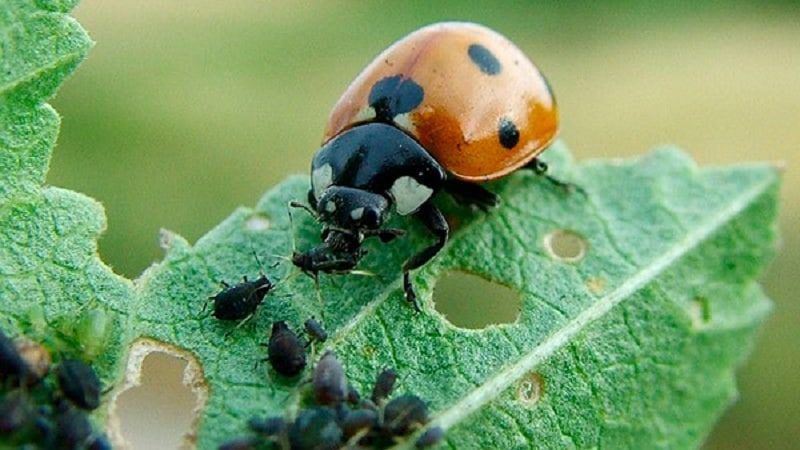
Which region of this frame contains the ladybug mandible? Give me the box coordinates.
[292,22,559,311]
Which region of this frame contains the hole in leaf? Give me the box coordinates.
[689,297,711,328]
[543,229,587,263]
[109,340,206,449]
[517,372,544,407]
[245,214,271,232]
[585,276,607,294]
[433,271,521,329]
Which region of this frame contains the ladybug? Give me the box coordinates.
[293,22,559,311]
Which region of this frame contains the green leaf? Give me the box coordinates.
[0,2,780,449]
[0,0,129,405]
[132,143,778,448]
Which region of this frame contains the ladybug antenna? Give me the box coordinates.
[286,201,300,256]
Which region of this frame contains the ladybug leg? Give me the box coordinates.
[524,159,586,195]
[443,179,499,211]
[402,202,449,312]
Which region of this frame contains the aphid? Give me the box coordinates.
[288,407,343,450]
[313,351,348,407]
[0,328,30,385]
[56,358,102,411]
[49,407,93,449]
[371,367,397,405]
[266,321,306,377]
[294,22,564,310]
[291,227,367,277]
[89,433,113,450]
[0,390,36,436]
[415,426,445,448]
[209,273,273,321]
[346,383,361,405]
[217,435,260,450]
[382,394,429,436]
[304,318,328,343]
[340,408,378,441]
[247,416,285,437]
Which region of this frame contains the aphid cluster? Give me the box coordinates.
[220,352,443,450]
[1,327,110,449]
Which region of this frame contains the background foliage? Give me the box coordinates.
[42,1,798,448]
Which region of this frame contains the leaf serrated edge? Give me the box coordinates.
[0,15,91,98]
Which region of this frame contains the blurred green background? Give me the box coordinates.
[49,1,798,449]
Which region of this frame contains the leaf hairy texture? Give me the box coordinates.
[0,0,130,395]
[133,141,778,448]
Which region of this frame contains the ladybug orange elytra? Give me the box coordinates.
[292,22,559,310]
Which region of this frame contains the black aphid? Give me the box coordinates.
[0,328,29,385]
[56,359,102,411]
[50,407,93,449]
[415,426,445,448]
[288,407,342,450]
[247,416,285,437]
[313,351,347,407]
[341,408,378,440]
[304,318,328,343]
[266,321,306,377]
[371,367,397,404]
[209,274,273,321]
[382,394,429,436]
[0,390,36,436]
[217,435,259,450]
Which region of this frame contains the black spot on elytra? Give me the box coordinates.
[468,44,501,76]
[369,75,424,122]
[498,118,520,149]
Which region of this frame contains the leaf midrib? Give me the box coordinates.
[380,169,775,448]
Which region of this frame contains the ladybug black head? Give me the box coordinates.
[316,186,389,232]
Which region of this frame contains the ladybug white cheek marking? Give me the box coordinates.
[392,112,416,135]
[353,105,377,123]
[390,176,433,216]
[312,164,333,200]
[325,200,337,213]
[350,207,365,221]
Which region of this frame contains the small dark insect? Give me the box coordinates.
[57,359,102,411]
[341,408,378,440]
[304,318,328,343]
[382,394,429,436]
[291,229,366,278]
[247,416,285,437]
[371,367,397,405]
[209,273,273,321]
[313,351,348,407]
[346,383,361,405]
[50,407,93,449]
[217,435,260,450]
[288,407,343,450]
[0,328,30,385]
[89,433,113,450]
[266,321,306,377]
[0,390,36,436]
[415,426,445,448]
